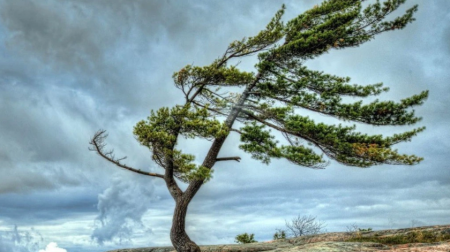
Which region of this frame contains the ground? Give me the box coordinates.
[107,225,450,252]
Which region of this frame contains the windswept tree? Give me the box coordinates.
[90,1,427,251]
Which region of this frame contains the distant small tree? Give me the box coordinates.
[285,215,325,237]
[273,229,287,240]
[90,1,425,251]
[235,233,257,244]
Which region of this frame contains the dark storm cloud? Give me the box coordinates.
[0,0,104,69]
[0,0,321,113]
[0,0,166,108]
[0,188,98,225]
[0,165,80,194]
[0,0,259,107]
[0,83,105,193]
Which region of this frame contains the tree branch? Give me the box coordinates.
[216,156,241,162]
[230,128,243,134]
[191,100,229,117]
[240,110,332,156]
[89,130,164,179]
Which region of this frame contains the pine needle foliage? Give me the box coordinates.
[132,0,426,181]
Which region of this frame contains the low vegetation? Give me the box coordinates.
[273,229,286,240]
[346,229,450,245]
[236,218,449,247]
[284,215,326,238]
[235,233,257,244]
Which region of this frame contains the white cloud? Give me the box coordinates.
[38,242,67,252]
[91,174,156,245]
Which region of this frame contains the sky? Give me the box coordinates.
[0,0,449,252]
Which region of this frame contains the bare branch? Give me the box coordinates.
[230,128,243,134]
[191,100,229,117]
[285,215,326,238]
[89,130,164,179]
[216,156,241,162]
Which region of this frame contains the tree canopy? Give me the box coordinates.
[124,0,426,183]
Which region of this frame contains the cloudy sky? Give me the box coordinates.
[0,0,449,252]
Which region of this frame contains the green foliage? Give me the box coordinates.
[239,122,280,164]
[273,230,286,240]
[253,65,428,126]
[133,0,425,183]
[173,62,255,88]
[172,150,213,182]
[236,0,425,168]
[226,5,285,58]
[239,122,326,168]
[240,112,424,167]
[262,0,418,62]
[133,104,225,182]
[235,233,257,244]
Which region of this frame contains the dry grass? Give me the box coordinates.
[346,228,450,245]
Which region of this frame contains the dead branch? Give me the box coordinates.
[89,130,164,179]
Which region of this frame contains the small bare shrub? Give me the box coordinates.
[285,215,325,238]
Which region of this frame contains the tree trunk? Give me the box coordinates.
[170,198,201,252]
[169,70,266,251]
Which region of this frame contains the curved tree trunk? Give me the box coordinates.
[170,199,201,252]
[169,71,266,251]
[170,72,265,251]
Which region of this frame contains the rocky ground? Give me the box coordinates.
[107,225,450,252]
